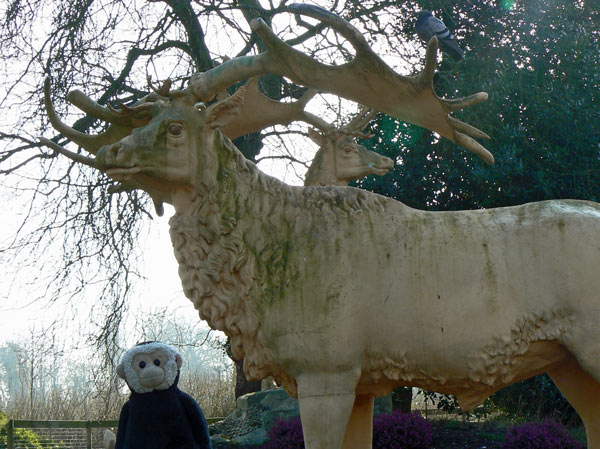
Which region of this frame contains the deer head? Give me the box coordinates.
[304,109,394,186]
[81,87,245,213]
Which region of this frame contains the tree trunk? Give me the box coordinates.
[392,387,412,413]
[225,338,262,399]
[233,357,262,399]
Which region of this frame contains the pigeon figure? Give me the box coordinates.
[416,10,464,61]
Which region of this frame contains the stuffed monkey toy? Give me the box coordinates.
[104,342,212,449]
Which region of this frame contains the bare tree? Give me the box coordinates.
[0,312,234,419]
[0,325,63,418]
[0,0,420,358]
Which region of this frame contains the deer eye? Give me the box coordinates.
[167,123,184,136]
[343,145,355,154]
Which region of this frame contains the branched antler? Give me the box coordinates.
[187,4,493,163]
[38,137,99,169]
[339,107,377,139]
[43,4,493,164]
[219,77,331,139]
[44,79,138,155]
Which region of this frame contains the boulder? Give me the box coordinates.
[209,388,392,446]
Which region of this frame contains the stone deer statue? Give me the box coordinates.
[41,5,600,449]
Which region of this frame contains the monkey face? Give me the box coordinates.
[132,350,170,388]
[118,342,183,393]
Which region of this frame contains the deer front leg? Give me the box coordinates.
[548,355,600,449]
[297,370,361,449]
[342,394,374,449]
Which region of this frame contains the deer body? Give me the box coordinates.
[91,94,600,448]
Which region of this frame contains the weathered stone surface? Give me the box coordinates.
[233,428,268,446]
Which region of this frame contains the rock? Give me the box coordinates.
[210,435,232,446]
[232,428,268,446]
[209,388,298,445]
[209,387,394,446]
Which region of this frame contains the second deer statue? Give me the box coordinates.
[304,109,394,187]
[216,76,394,188]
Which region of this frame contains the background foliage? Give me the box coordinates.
[0,311,234,420]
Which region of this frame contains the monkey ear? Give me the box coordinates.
[116,363,126,380]
[175,353,183,369]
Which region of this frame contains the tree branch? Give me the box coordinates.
[161,0,214,71]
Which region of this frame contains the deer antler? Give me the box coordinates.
[44,79,141,155]
[44,5,492,164]
[44,77,168,157]
[340,107,377,139]
[187,4,493,163]
[147,75,172,97]
[219,77,331,139]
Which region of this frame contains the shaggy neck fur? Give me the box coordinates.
[169,130,388,395]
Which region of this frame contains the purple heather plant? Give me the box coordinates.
[262,410,433,449]
[263,417,304,449]
[372,410,433,449]
[502,420,585,449]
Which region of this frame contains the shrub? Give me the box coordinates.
[263,411,434,449]
[0,413,66,449]
[263,417,303,449]
[0,427,43,449]
[373,410,433,449]
[489,375,580,425]
[502,420,585,449]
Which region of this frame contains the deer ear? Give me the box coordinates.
[308,128,326,146]
[205,86,245,129]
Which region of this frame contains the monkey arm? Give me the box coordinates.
[114,401,130,449]
[179,391,212,449]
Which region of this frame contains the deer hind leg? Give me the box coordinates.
[297,370,361,449]
[548,355,600,449]
[342,394,374,449]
